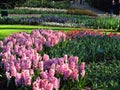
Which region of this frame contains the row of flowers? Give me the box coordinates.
[66,30,120,39]
[0,15,119,29]
[0,30,85,90]
[15,7,67,12]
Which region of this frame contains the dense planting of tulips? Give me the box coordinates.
[0,30,86,90]
[66,30,120,39]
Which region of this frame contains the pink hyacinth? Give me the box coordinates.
[4,62,10,71]
[70,69,79,81]
[24,76,31,86]
[46,83,54,90]
[38,61,44,71]
[58,58,64,65]
[69,61,76,70]
[50,63,55,69]
[64,69,72,80]
[39,79,48,89]
[40,71,48,79]
[48,69,55,77]
[10,64,17,77]
[49,77,60,90]
[15,62,21,72]
[64,54,68,63]
[33,81,39,90]
[6,72,11,80]
[80,62,85,70]
[29,69,34,76]
[15,73,22,86]
[35,77,41,83]
[25,59,32,69]
[68,56,78,64]
[22,70,31,86]
[32,55,39,68]
[43,54,49,61]
[0,41,3,47]
[81,70,85,78]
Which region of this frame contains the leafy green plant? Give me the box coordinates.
[43,32,120,89]
[86,60,120,89]
[44,35,120,62]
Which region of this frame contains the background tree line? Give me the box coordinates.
[0,0,70,9]
[87,0,119,12]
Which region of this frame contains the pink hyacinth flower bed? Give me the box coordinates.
[0,30,86,90]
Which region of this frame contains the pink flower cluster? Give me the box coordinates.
[33,70,60,90]
[0,30,86,90]
[44,55,81,81]
[33,54,85,90]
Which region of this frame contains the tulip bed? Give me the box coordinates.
[0,29,120,90]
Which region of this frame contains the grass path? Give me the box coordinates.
[0,25,80,30]
[0,25,81,40]
[0,25,119,40]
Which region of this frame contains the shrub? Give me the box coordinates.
[1,10,8,17]
[22,0,70,9]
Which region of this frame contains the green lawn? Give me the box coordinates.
[0,25,81,40]
[0,25,120,40]
[0,25,80,30]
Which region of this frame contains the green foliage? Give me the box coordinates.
[87,60,120,89]
[0,9,66,14]
[0,0,27,9]
[22,0,70,9]
[44,36,120,62]
[43,35,120,89]
[87,17,120,29]
[1,10,8,17]
[117,25,120,32]
[60,75,87,90]
[0,16,19,24]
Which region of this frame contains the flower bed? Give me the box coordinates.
[0,30,86,90]
[0,14,119,30]
[1,29,120,89]
[44,30,120,89]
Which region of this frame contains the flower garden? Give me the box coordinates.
[0,1,120,90]
[1,28,120,90]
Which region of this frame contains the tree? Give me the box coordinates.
[0,0,27,9]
